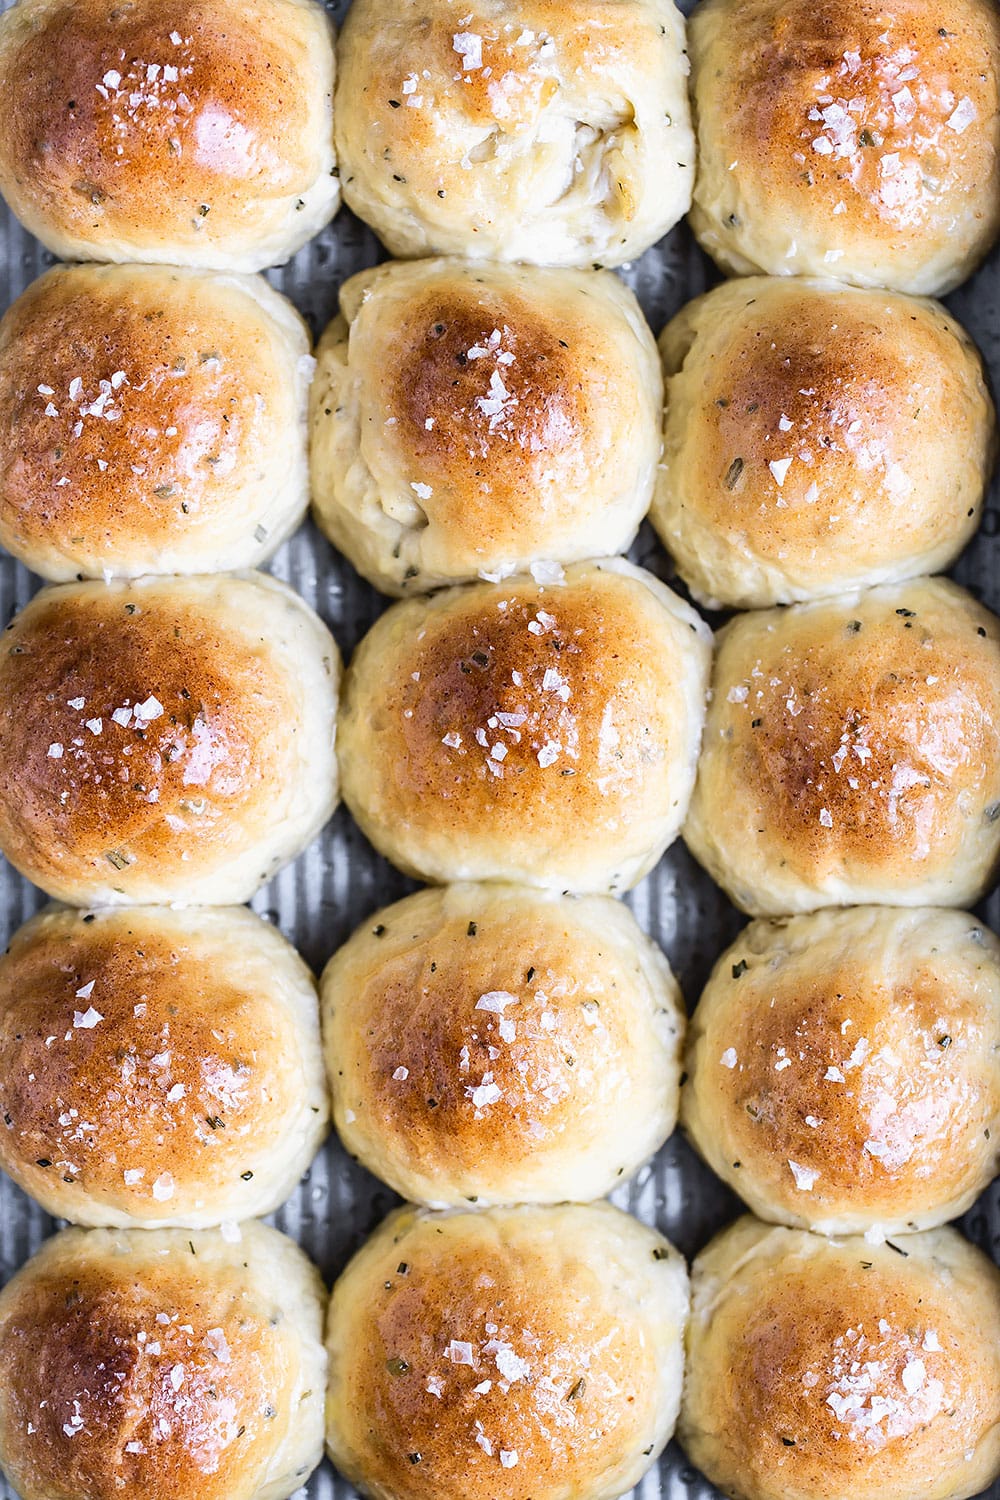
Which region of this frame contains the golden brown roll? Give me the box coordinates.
[338,559,711,892]
[680,1217,1000,1500]
[310,258,662,595]
[0,1221,327,1500]
[322,883,684,1206]
[0,264,314,581]
[0,0,339,271]
[0,904,328,1227]
[682,907,1000,1236]
[334,0,694,266]
[688,0,1000,294]
[326,1202,688,1500]
[653,277,996,608]
[684,578,1000,914]
[0,573,339,907]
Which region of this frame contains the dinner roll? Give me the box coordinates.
[682,907,1000,1237]
[0,1221,327,1500]
[0,573,339,906]
[688,0,1000,294]
[310,259,662,595]
[334,0,694,266]
[680,1217,1000,1500]
[0,0,338,271]
[0,904,327,1228]
[338,559,711,892]
[654,277,996,608]
[326,1202,688,1500]
[684,578,1000,915]
[0,264,313,581]
[323,883,683,1206]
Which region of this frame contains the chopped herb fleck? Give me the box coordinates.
[724,457,744,489]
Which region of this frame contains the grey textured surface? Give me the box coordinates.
[0,0,997,1497]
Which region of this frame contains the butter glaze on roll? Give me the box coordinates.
[0,0,339,271]
[0,1222,327,1500]
[334,0,693,266]
[0,904,328,1228]
[653,277,995,608]
[682,907,1000,1236]
[688,0,1000,294]
[337,559,711,892]
[326,1202,688,1500]
[680,1217,1000,1500]
[322,883,684,1206]
[0,264,314,580]
[310,259,662,594]
[0,573,339,906]
[684,577,1000,914]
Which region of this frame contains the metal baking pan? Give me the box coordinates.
[0,0,997,1496]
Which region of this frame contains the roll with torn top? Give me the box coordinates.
[334,0,694,266]
[310,258,662,595]
[337,558,711,893]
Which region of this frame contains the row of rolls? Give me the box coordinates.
[0,4,999,1500]
[1,891,999,1500]
[0,255,997,912]
[0,0,999,294]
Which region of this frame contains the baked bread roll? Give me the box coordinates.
[310,259,662,595]
[653,277,996,608]
[334,0,694,266]
[688,0,1000,294]
[0,904,327,1228]
[0,0,338,271]
[322,883,684,1206]
[0,1221,327,1500]
[338,559,711,892]
[0,264,313,581]
[682,906,1000,1236]
[680,1217,1000,1500]
[0,573,339,906]
[684,578,1000,914]
[326,1202,688,1500]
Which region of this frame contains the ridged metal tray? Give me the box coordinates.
[0,0,997,1496]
